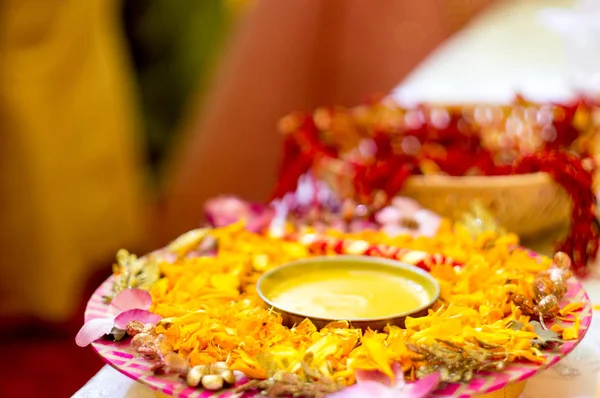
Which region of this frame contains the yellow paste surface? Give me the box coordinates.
[267,268,430,319]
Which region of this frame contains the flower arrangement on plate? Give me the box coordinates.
[77,194,592,398]
[76,96,597,397]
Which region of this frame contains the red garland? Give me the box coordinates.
[514,151,599,277]
[271,99,600,277]
[271,114,338,200]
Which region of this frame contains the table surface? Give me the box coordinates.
[74,0,600,397]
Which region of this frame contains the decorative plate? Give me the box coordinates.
[86,264,593,398]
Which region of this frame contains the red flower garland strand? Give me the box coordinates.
[513,151,599,277]
[285,233,462,272]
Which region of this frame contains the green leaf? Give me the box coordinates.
[507,320,563,346]
[529,321,564,346]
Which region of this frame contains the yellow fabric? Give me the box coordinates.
[0,0,148,321]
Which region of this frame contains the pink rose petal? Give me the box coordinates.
[355,363,405,389]
[400,373,440,398]
[375,206,403,225]
[413,210,442,237]
[328,381,398,398]
[330,366,438,398]
[205,196,275,233]
[114,309,162,329]
[205,196,253,227]
[391,362,406,389]
[355,369,395,387]
[391,197,422,214]
[246,206,276,233]
[75,318,116,347]
[233,370,248,384]
[108,288,152,316]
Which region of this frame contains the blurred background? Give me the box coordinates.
[0,0,593,396]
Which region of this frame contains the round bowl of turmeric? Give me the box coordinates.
[256,255,440,330]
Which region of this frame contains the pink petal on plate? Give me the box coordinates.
[414,209,440,222]
[114,309,162,329]
[246,206,276,233]
[400,373,440,398]
[375,206,403,225]
[108,288,153,316]
[327,381,398,398]
[75,318,116,347]
[233,370,248,384]
[355,362,406,386]
[391,197,422,214]
[205,196,253,227]
[391,362,406,389]
[355,369,395,388]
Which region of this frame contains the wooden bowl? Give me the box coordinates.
[402,173,571,239]
[316,157,571,240]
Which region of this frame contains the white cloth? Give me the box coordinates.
[392,0,581,104]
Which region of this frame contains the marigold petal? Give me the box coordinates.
[559,302,584,316]
[562,315,581,340]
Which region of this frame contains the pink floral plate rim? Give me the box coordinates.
[86,275,593,398]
